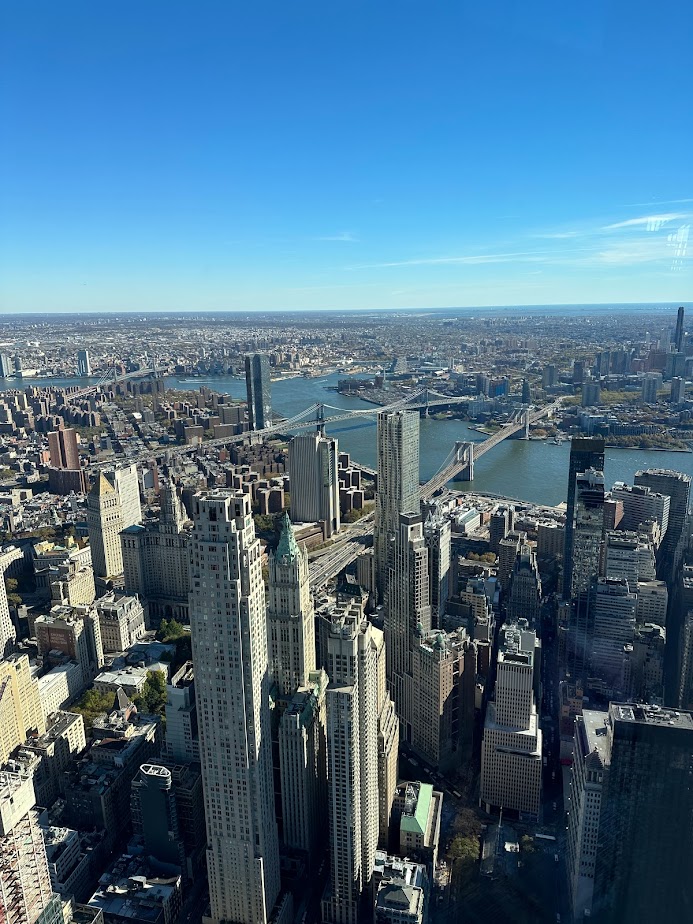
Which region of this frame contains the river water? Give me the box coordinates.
[9,372,693,506]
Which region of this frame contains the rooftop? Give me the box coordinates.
[609,702,693,730]
[400,782,433,837]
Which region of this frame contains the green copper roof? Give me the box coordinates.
[276,512,299,560]
[400,783,433,836]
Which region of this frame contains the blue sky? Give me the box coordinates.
[1,1,692,313]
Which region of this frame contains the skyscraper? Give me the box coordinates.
[422,505,450,628]
[634,469,691,700]
[0,568,14,658]
[480,621,542,820]
[588,577,636,699]
[289,431,341,537]
[245,353,272,430]
[76,349,91,376]
[674,305,685,352]
[279,669,328,862]
[563,438,605,598]
[634,469,690,585]
[321,603,387,924]
[593,704,693,924]
[188,491,283,924]
[47,429,80,471]
[386,513,431,742]
[86,474,124,580]
[0,769,62,924]
[266,514,315,697]
[567,469,605,682]
[375,410,420,603]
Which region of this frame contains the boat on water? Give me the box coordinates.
[551,436,565,445]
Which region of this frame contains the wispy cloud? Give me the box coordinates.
[531,230,582,240]
[602,213,689,231]
[349,250,556,270]
[317,231,359,242]
[623,198,693,208]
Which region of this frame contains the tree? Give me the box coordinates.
[72,687,116,731]
[5,576,21,608]
[134,669,167,715]
[448,834,479,863]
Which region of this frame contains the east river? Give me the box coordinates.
[11,372,693,507]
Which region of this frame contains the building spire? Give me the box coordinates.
[276,511,299,561]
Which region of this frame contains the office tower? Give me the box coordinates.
[634,469,690,584]
[386,514,431,741]
[321,606,384,924]
[188,491,282,924]
[489,504,513,554]
[521,378,531,403]
[581,381,601,407]
[422,505,450,627]
[278,668,328,860]
[374,410,419,603]
[0,770,62,924]
[610,482,670,535]
[411,628,475,771]
[592,704,693,924]
[675,305,685,352]
[567,709,608,920]
[130,763,186,871]
[630,623,666,703]
[676,565,693,706]
[640,372,662,403]
[603,530,640,589]
[497,531,522,593]
[164,662,199,763]
[480,621,542,820]
[635,579,668,625]
[0,568,14,658]
[0,354,12,378]
[87,474,124,580]
[289,432,341,537]
[588,577,636,699]
[506,542,542,627]
[76,350,91,376]
[266,514,315,697]
[572,359,585,385]
[112,463,142,530]
[541,364,557,387]
[0,656,45,766]
[568,470,605,681]
[121,482,191,622]
[563,438,605,598]
[47,429,79,471]
[671,375,686,404]
[245,353,272,430]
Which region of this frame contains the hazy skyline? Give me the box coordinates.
[1,2,691,313]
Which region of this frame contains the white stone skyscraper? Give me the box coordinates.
[321,601,389,924]
[375,410,420,603]
[188,490,285,924]
[289,432,341,537]
[267,514,315,697]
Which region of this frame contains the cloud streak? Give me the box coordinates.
[602,213,689,231]
[317,231,359,242]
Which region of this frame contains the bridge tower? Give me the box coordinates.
[454,441,475,481]
[316,403,326,435]
[524,408,530,440]
[419,386,430,419]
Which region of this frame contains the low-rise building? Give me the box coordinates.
[371,851,428,924]
[87,854,182,924]
[95,593,146,653]
[394,781,442,872]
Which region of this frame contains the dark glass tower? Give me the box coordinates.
[594,703,693,924]
[675,305,685,352]
[562,437,605,598]
[245,352,272,430]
